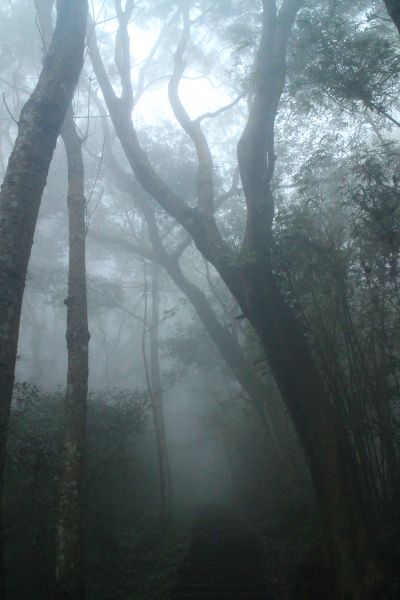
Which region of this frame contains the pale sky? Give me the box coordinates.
[92,2,235,126]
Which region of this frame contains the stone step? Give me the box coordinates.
[171,505,272,599]
[173,590,270,600]
[174,583,267,592]
[179,564,263,575]
[172,591,270,599]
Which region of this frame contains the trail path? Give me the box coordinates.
[171,505,272,599]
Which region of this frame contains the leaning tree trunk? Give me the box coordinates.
[0,1,87,594]
[89,125,295,473]
[141,208,294,473]
[220,261,374,599]
[97,138,297,473]
[149,264,172,520]
[54,110,90,600]
[33,3,90,596]
[384,0,400,34]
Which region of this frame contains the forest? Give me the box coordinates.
[0,0,400,598]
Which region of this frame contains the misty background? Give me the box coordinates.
[1,0,400,598]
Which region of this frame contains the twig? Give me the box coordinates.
[2,93,18,125]
[196,92,245,123]
[85,138,105,232]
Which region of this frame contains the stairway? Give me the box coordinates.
[171,505,272,599]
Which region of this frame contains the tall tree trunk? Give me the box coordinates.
[219,261,373,599]
[54,110,90,600]
[0,1,87,594]
[232,1,375,594]
[149,264,172,519]
[33,3,90,595]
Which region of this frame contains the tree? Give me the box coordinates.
[55,112,90,599]
[34,2,90,595]
[384,0,400,34]
[0,0,87,593]
[88,114,295,473]
[147,264,173,519]
[88,0,379,595]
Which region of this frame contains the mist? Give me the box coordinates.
[0,1,400,599]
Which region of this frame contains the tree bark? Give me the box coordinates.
[384,0,400,34]
[54,109,90,600]
[219,262,373,598]
[33,3,90,595]
[0,1,87,594]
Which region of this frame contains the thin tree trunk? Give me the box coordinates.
[0,1,86,594]
[31,316,43,386]
[54,109,90,600]
[149,264,172,519]
[156,249,292,470]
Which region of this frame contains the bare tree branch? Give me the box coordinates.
[196,92,245,123]
[168,6,215,216]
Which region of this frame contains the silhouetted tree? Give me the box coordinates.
[0,1,87,593]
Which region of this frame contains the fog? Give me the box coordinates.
[1,1,400,599]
